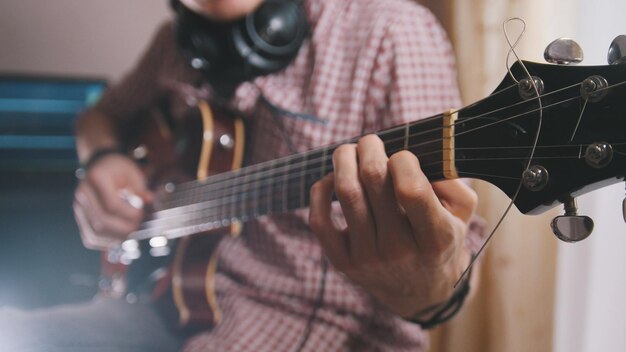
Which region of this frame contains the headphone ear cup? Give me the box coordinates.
[173,0,308,95]
[174,3,231,71]
[232,0,308,75]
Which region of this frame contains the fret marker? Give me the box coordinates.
[443,109,459,179]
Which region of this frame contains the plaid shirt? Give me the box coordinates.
[95,0,480,350]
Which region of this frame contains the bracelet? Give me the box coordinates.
[406,261,474,330]
[75,147,125,180]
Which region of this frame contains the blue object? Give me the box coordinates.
[0,75,107,171]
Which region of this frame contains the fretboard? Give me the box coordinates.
[131,113,448,240]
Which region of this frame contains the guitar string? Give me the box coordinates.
[134,140,626,240]
[155,85,576,209]
[158,66,626,215]
[161,140,626,216]
[570,97,590,142]
[157,76,623,211]
[137,149,582,237]
[151,87,587,212]
[187,53,619,198]
[135,81,626,237]
[161,76,584,197]
[149,65,613,220]
[138,81,626,238]
[155,139,620,217]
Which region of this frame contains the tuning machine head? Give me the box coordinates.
[608,35,626,65]
[551,196,594,242]
[544,38,584,65]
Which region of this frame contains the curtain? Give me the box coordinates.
[417,1,578,351]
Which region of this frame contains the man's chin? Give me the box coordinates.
[179,0,264,22]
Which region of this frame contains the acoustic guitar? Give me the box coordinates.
[101,60,626,329]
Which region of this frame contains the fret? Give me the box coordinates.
[287,154,305,211]
[281,159,289,212]
[191,180,202,212]
[218,178,228,224]
[162,182,183,210]
[299,152,308,209]
[230,171,240,222]
[143,113,454,239]
[302,149,325,208]
[269,160,287,213]
[379,126,407,158]
[405,115,446,180]
[265,158,286,215]
[321,146,329,178]
[239,172,252,220]
[256,160,272,216]
[252,170,260,217]
[268,159,279,215]
[247,171,258,220]
[252,162,275,218]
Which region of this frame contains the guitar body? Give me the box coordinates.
[101,100,245,329]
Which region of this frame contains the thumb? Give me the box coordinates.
[431,179,477,224]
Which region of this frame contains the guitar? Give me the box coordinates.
[103,60,626,329]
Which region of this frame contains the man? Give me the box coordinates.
[2,0,483,350]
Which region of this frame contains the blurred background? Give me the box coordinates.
[0,0,171,309]
[1,0,625,351]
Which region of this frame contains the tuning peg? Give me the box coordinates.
[551,196,594,242]
[544,38,584,65]
[608,35,626,65]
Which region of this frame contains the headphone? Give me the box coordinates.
[171,0,309,94]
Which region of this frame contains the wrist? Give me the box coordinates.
[404,253,476,329]
[75,147,126,179]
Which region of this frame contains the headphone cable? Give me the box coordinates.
[292,253,328,352]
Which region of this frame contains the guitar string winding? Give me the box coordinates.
[570,97,590,142]
[454,17,545,287]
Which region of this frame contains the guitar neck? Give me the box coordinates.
[133,112,449,240]
[132,60,626,240]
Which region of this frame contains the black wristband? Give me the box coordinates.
[75,147,125,179]
[406,262,474,330]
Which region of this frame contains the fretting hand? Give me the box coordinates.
[309,134,477,318]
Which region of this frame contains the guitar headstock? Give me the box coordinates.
[455,60,626,215]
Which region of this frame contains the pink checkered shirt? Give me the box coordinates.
[95,0,481,350]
